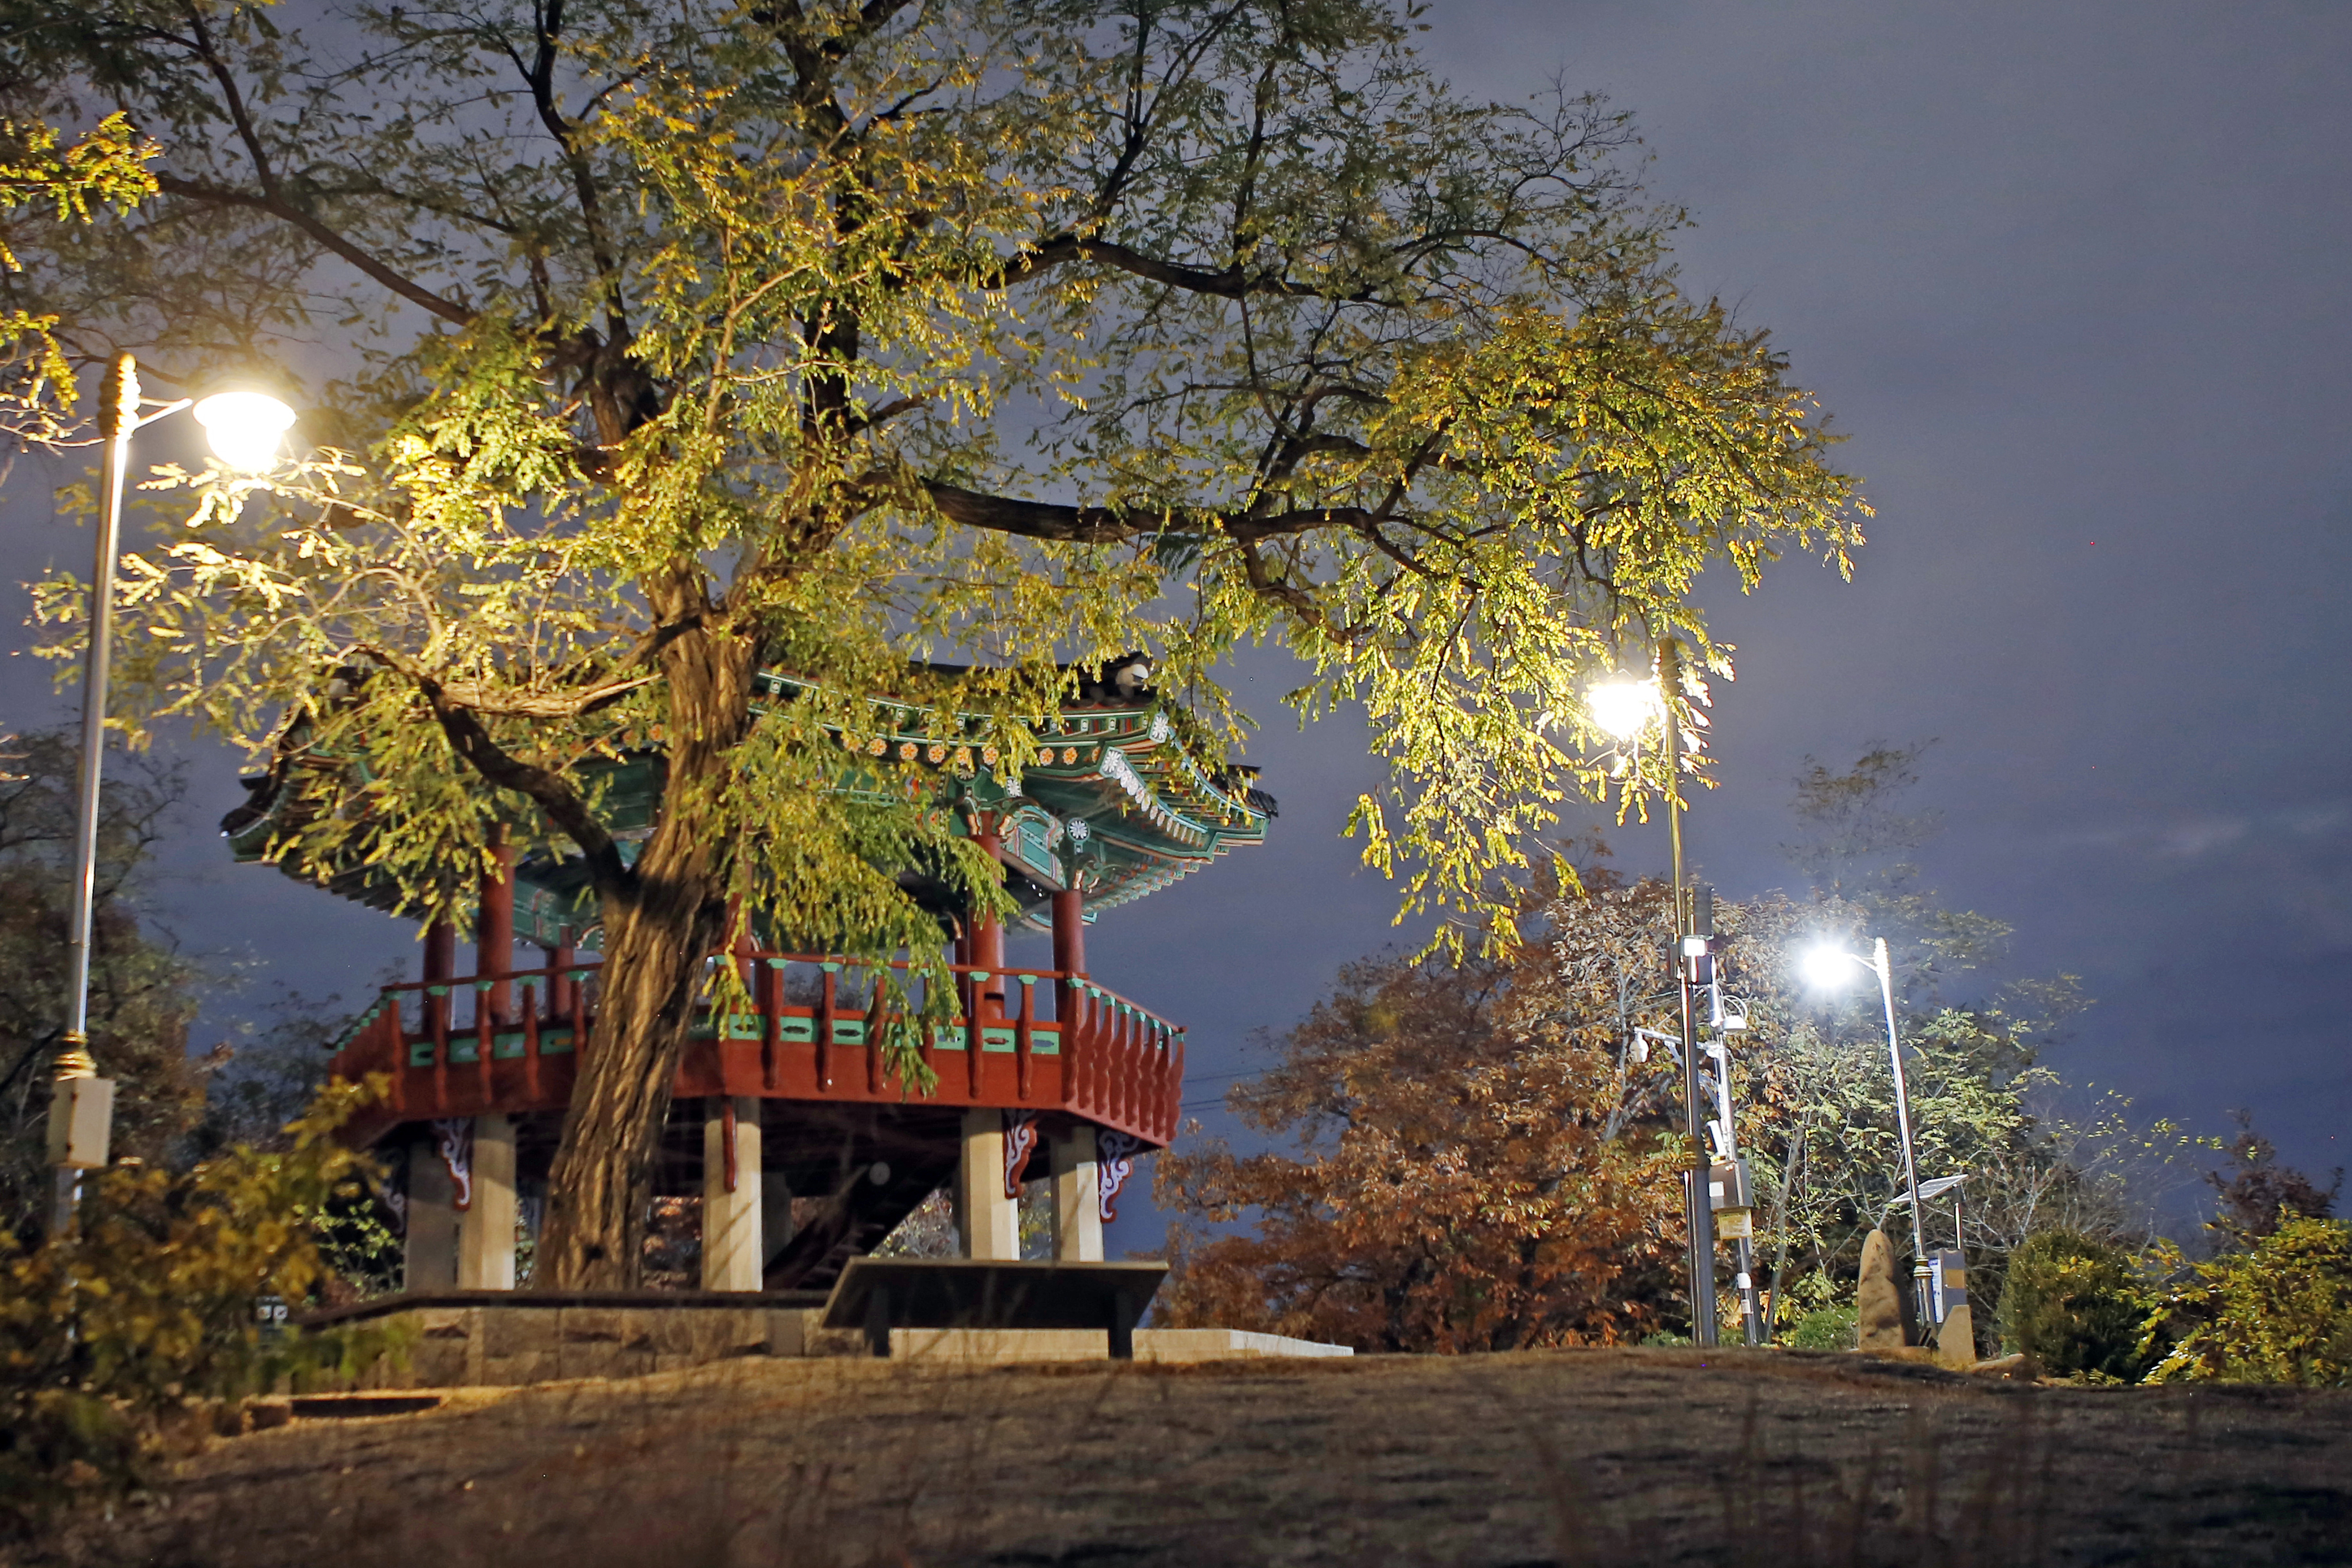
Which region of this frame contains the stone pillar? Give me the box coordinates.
[1050,1121,1104,1262]
[701,1096,764,1291]
[761,1168,796,1269]
[1855,1227,1906,1352]
[956,1107,1019,1260]
[404,1138,459,1292]
[1937,1300,1977,1370]
[457,1113,517,1290]
[479,829,516,1024]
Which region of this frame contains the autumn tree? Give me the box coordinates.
[1157,881,1686,1352]
[3,0,1863,1285]
[2204,1112,2340,1245]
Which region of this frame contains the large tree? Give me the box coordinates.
[4,0,1862,1285]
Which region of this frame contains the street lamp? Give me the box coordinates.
[51,352,295,1230]
[1801,937,1927,1268]
[1589,638,1719,1348]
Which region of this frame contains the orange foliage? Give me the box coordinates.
[1157,878,1688,1351]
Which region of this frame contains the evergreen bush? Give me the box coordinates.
[1993,1229,2151,1380]
[1783,1303,1858,1350]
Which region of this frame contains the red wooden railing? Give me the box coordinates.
[325,953,1185,1152]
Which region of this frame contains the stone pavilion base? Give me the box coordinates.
[297,1292,1348,1388]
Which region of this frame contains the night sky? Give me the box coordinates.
[4,2,2346,1255]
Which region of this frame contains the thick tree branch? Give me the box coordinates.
[922,480,1377,545]
[357,650,633,901]
[984,235,1372,302]
[434,673,657,718]
[153,175,475,327]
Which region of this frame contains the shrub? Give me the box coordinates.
[0,1080,407,1535]
[1783,1303,1858,1350]
[1994,1230,2151,1380]
[2146,1216,2352,1386]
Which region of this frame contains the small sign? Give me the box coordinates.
[1927,1249,1967,1325]
[1707,1158,1753,1212]
[256,1296,290,1339]
[46,1076,115,1169]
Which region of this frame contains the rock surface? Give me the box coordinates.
[63,1348,2352,1567]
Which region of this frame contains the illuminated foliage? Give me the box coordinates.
[2145,1217,2352,1388]
[0,110,155,449]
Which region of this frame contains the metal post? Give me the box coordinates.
[51,353,138,1232]
[1736,1236,1763,1345]
[1874,937,1926,1263]
[1660,638,1717,1348]
[1872,935,1929,1335]
[1704,1004,1764,1348]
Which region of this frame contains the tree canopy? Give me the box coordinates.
[3,0,1863,1283]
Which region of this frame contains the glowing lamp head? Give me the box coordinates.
[1801,944,1857,991]
[193,390,296,472]
[1587,676,1659,740]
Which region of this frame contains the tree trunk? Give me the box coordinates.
[535,620,754,1289]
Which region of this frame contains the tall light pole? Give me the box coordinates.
[50,352,293,1231]
[1802,938,1926,1264]
[1590,637,1718,1348]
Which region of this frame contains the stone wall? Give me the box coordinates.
[319,1297,862,1389]
[309,1296,1351,1387]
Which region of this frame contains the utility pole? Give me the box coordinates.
[1660,638,1718,1348]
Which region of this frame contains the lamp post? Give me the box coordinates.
[1589,638,1718,1348]
[50,352,293,1231]
[1802,938,1926,1268]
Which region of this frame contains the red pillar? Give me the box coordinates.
[423,918,456,984]
[544,926,574,1018]
[423,915,457,1042]
[971,821,1006,1021]
[1050,888,1086,977]
[1051,886,1085,1068]
[480,828,516,1024]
